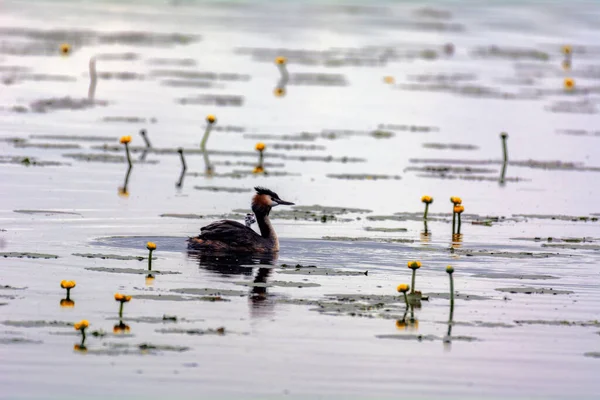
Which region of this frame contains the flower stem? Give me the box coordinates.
[81,328,86,343]
[452,212,456,234]
[501,134,508,163]
[410,269,416,295]
[119,302,124,319]
[258,150,264,167]
[448,273,455,323]
[124,143,132,168]
[148,250,153,271]
[66,288,71,300]
[402,292,408,307]
[457,213,462,235]
[423,203,429,220]
[200,125,212,151]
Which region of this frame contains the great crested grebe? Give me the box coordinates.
[187,187,294,253]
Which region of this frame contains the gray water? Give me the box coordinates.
[1,1,600,399]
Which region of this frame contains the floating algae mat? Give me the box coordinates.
[1,1,600,399]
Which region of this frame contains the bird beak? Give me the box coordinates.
[275,199,294,206]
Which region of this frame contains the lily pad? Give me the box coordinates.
[155,327,227,336]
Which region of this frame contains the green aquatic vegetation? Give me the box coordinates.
[0,155,67,167]
[363,227,407,232]
[13,142,81,150]
[449,249,566,258]
[133,294,227,302]
[85,267,179,275]
[160,212,245,220]
[327,173,401,180]
[375,334,479,342]
[277,267,368,276]
[73,253,154,261]
[2,320,72,328]
[156,327,227,336]
[514,320,600,327]
[106,315,180,324]
[0,252,58,259]
[422,143,479,150]
[424,292,491,301]
[0,337,43,344]
[495,287,574,295]
[541,244,600,250]
[513,214,599,222]
[170,288,246,297]
[321,236,414,243]
[472,272,557,280]
[102,116,156,124]
[14,209,81,216]
[233,280,321,288]
[62,153,159,164]
[193,186,251,193]
[584,352,600,358]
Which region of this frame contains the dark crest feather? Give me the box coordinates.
[254,186,279,199]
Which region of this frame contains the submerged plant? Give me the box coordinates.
[120,136,132,168]
[88,56,97,101]
[421,195,433,219]
[200,114,217,151]
[407,261,421,294]
[146,242,156,271]
[275,56,289,81]
[139,129,151,148]
[397,283,410,307]
[60,280,76,300]
[115,293,132,319]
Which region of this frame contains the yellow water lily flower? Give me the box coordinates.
[74,320,89,331]
[253,166,264,174]
[60,43,71,55]
[206,114,216,124]
[255,142,266,151]
[453,205,464,214]
[562,45,572,55]
[275,56,287,65]
[114,293,132,302]
[60,280,76,289]
[421,195,433,204]
[274,87,286,97]
[119,136,131,144]
[396,283,410,293]
[113,323,131,334]
[450,196,462,205]
[446,265,454,274]
[146,242,157,251]
[564,78,575,91]
[407,261,422,269]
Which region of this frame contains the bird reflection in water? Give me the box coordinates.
[187,250,278,317]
